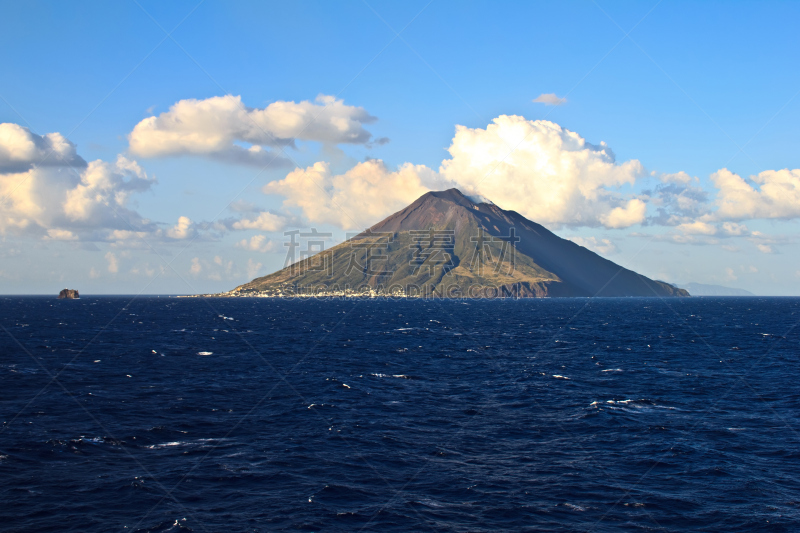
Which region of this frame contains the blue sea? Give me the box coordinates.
[2,296,800,532]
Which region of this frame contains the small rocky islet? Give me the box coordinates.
[57,289,80,299]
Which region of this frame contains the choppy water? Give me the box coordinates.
[2,296,800,532]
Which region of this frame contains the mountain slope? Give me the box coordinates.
[234,189,689,298]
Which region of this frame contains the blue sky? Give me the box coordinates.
[1,0,799,294]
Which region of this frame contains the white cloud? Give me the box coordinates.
[89,267,100,279]
[265,159,446,230]
[721,222,748,236]
[676,220,717,235]
[190,257,202,274]
[439,117,646,228]
[600,199,647,229]
[649,168,800,241]
[231,211,286,232]
[236,234,278,253]
[0,123,85,173]
[0,124,225,246]
[659,171,695,184]
[254,113,800,241]
[0,125,157,241]
[167,216,195,239]
[533,93,567,106]
[712,168,800,221]
[724,267,737,281]
[63,156,153,223]
[45,228,77,241]
[266,117,648,230]
[567,236,619,255]
[105,252,118,273]
[128,94,378,166]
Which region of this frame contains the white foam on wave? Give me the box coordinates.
[562,503,586,511]
[552,374,570,380]
[197,351,213,356]
[589,398,677,413]
[147,438,220,450]
[147,441,186,449]
[371,373,410,379]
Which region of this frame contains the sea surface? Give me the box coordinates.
[2,296,800,532]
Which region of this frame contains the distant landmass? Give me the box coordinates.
[679,283,754,296]
[227,189,689,298]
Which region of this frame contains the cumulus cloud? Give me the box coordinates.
[190,257,202,274]
[600,199,647,229]
[533,93,567,106]
[253,112,800,239]
[439,117,647,228]
[659,171,695,185]
[0,133,157,240]
[676,220,718,236]
[167,216,196,239]
[721,222,748,236]
[0,123,86,173]
[711,168,800,221]
[659,167,800,242]
[45,228,78,241]
[231,211,287,232]
[645,167,800,247]
[265,159,447,230]
[265,117,648,230]
[128,94,378,166]
[0,123,212,245]
[63,156,153,224]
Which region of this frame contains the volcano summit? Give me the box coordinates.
[228,189,688,298]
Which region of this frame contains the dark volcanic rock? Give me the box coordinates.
[58,289,80,299]
[234,189,690,298]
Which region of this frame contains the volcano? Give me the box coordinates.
[232,189,689,298]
